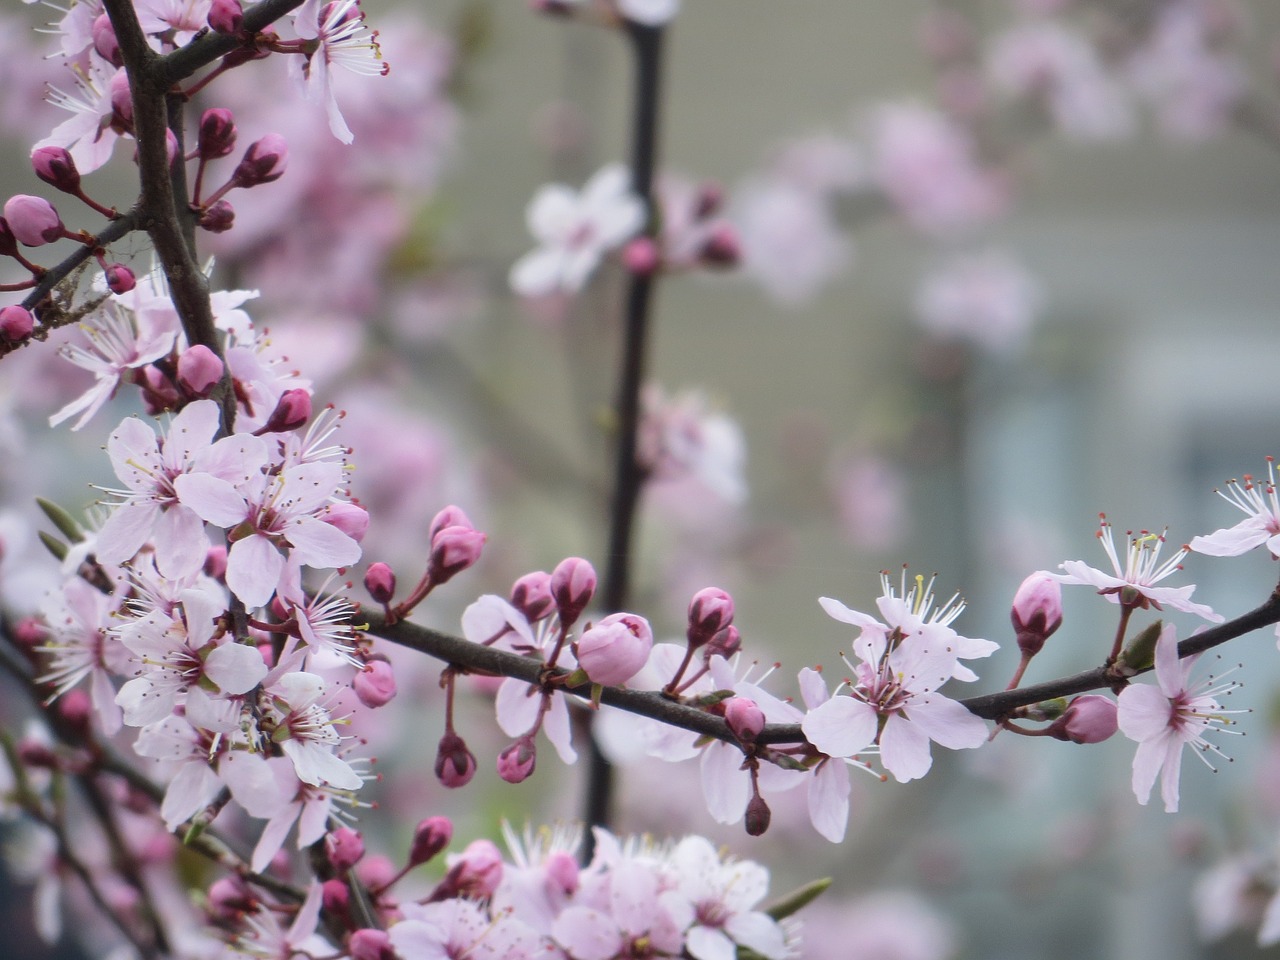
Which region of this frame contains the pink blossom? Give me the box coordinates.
[1190,458,1280,559]
[35,57,132,173]
[510,163,645,297]
[291,0,389,144]
[914,249,1043,354]
[1117,623,1243,812]
[575,612,653,686]
[1053,515,1222,622]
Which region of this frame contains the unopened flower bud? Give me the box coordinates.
[4,195,63,246]
[353,659,396,708]
[622,236,660,276]
[442,840,503,899]
[510,570,554,621]
[1116,619,1163,676]
[208,0,244,34]
[703,624,741,661]
[698,223,741,268]
[199,199,235,233]
[409,816,453,866]
[92,14,122,66]
[177,344,223,397]
[198,108,238,161]
[138,366,181,415]
[434,731,476,788]
[18,737,57,769]
[349,929,394,960]
[550,556,596,627]
[232,134,288,188]
[326,827,365,872]
[1047,695,1118,744]
[364,563,396,604]
[259,388,311,433]
[207,875,257,921]
[322,500,369,541]
[428,525,486,586]
[31,147,80,193]
[576,612,653,686]
[0,305,35,342]
[427,505,474,541]
[687,586,734,649]
[744,792,772,836]
[109,69,133,126]
[546,851,579,895]
[321,878,350,921]
[204,544,228,580]
[11,617,45,652]
[104,263,135,294]
[1011,572,1063,659]
[57,688,93,739]
[724,695,765,743]
[497,735,537,783]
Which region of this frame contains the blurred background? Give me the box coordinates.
[5,0,1280,957]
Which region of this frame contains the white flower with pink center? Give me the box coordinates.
[1190,458,1280,560]
[291,0,389,145]
[510,163,646,297]
[263,671,362,791]
[1117,623,1244,813]
[37,577,129,735]
[134,0,212,45]
[35,56,128,174]
[1053,515,1222,622]
[174,451,361,609]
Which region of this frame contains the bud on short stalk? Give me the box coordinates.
[4,195,63,246]
[622,236,660,276]
[364,563,396,604]
[1011,572,1063,659]
[31,147,80,194]
[109,70,133,126]
[199,200,235,233]
[744,792,771,836]
[91,14,122,66]
[258,388,311,433]
[349,929,395,960]
[427,525,486,585]
[550,556,596,627]
[497,735,537,783]
[325,827,365,872]
[198,108,238,161]
[321,878,350,920]
[323,501,369,542]
[687,586,734,649]
[0,306,35,342]
[434,731,476,788]
[510,570,554,621]
[699,223,741,268]
[177,344,223,397]
[409,816,453,866]
[427,505,474,542]
[1046,695,1118,744]
[208,0,244,33]
[433,840,503,901]
[231,134,288,188]
[104,263,135,294]
[724,696,765,743]
[704,624,741,661]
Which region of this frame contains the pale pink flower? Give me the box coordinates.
[510,163,645,297]
[1053,515,1222,622]
[291,0,389,144]
[1117,623,1243,813]
[134,0,212,45]
[132,714,231,831]
[1190,458,1280,559]
[796,666,856,843]
[37,577,129,735]
[638,386,747,504]
[235,882,328,959]
[914,249,1043,355]
[35,56,130,174]
[262,671,362,791]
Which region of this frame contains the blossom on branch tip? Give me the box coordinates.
[575,612,653,686]
[509,163,645,297]
[291,0,389,145]
[1190,458,1280,559]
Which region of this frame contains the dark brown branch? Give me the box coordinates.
[21,212,141,319]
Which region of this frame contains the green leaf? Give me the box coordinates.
[38,530,68,563]
[36,497,85,543]
[762,876,832,920]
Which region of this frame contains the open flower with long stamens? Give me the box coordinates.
[291,0,389,144]
[1190,458,1280,559]
[1117,623,1245,813]
[1053,514,1222,622]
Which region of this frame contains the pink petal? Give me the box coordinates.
[226,533,285,608]
[807,760,850,843]
[700,742,748,824]
[879,714,934,783]
[801,695,878,758]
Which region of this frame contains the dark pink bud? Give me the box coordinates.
[349,929,395,960]
[550,556,596,626]
[703,624,741,661]
[687,587,734,649]
[260,388,311,433]
[744,792,771,836]
[11,617,46,651]
[699,223,741,268]
[208,0,244,33]
[204,544,228,580]
[497,735,537,783]
[355,853,396,893]
[104,263,135,294]
[0,305,35,342]
[353,659,396,708]
[621,236,660,276]
[31,147,80,193]
[91,14,122,66]
[17,737,57,769]
[232,134,288,188]
[323,500,369,542]
[434,731,476,788]
[409,816,453,867]
[427,504,474,541]
[4,195,63,246]
[428,525,486,586]
[545,851,579,896]
[325,827,365,872]
[1011,572,1063,659]
[576,612,653,686]
[364,562,396,604]
[1047,695,1118,744]
[724,695,765,743]
[445,840,503,898]
[56,688,93,739]
[198,199,235,233]
[510,570,554,622]
[138,365,181,415]
[177,344,223,397]
[321,878,350,921]
[207,876,257,921]
[109,69,133,126]
[198,108,238,161]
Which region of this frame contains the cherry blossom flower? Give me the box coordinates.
[1189,458,1280,559]
[914,249,1043,355]
[1117,623,1244,813]
[35,56,130,174]
[262,671,362,791]
[1053,515,1222,622]
[37,577,128,734]
[510,163,645,297]
[290,0,389,145]
[134,0,212,46]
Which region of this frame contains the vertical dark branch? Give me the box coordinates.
[584,23,665,844]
